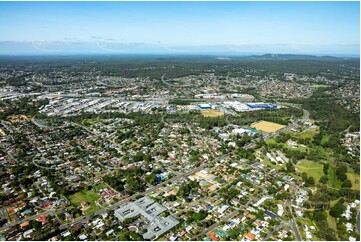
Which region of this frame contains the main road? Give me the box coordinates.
[284,185,302,241]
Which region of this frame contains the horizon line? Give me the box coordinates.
[0,53,359,58]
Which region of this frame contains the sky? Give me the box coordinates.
[0,1,359,56]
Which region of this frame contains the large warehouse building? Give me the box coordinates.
[246,103,278,109]
[197,104,212,110]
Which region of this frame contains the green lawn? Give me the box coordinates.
[327,166,343,189]
[330,198,341,207]
[81,118,97,126]
[93,183,107,191]
[327,214,337,231]
[69,190,100,215]
[290,144,308,152]
[262,156,283,171]
[265,138,277,146]
[347,172,360,191]
[295,160,324,183]
[298,127,319,141]
[320,135,330,145]
[296,217,315,227]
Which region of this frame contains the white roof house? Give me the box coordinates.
[79,234,88,240]
[277,204,284,216]
[346,223,353,232]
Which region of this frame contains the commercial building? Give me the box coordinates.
[114,196,179,240]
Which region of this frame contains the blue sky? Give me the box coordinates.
[0,1,359,55]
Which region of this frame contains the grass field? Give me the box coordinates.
[327,215,337,231]
[296,217,315,227]
[69,190,100,215]
[295,160,324,183]
[327,166,343,189]
[82,118,97,126]
[347,172,360,190]
[299,127,319,140]
[263,156,282,170]
[200,110,224,117]
[251,121,286,133]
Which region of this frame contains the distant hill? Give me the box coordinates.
[0,41,358,60]
[247,54,356,61]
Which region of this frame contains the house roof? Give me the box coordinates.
[43,201,52,207]
[208,232,219,241]
[244,233,256,240]
[6,207,16,213]
[36,215,48,223]
[79,234,88,240]
[20,221,29,228]
[215,230,228,237]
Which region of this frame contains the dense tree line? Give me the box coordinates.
[0,97,49,119]
[299,88,359,134]
[4,55,357,79]
[168,99,193,105]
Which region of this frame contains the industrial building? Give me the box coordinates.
[197,104,212,110]
[246,103,278,109]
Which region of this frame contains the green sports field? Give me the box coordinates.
[295,160,324,183]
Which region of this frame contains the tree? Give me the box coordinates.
[313,210,327,221]
[342,180,352,188]
[133,152,144,162]
[118,231,130,241]
[30,220,42,230]
[226,188,239,200]
[323,163,329,175]
[301,172,308,181]
[145,173,158,185]
[267,185,277,195]
[336,163,348,181]
[164,194,177,202]
[192,210,208,221]
[123,217,135,226]
[226,228,238,239]
[129,231,142,241]
[286,162,295,173]
[305,176,315,186]
[319,175,328,184]
[329,202,346,218]
[318,227,337,241]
